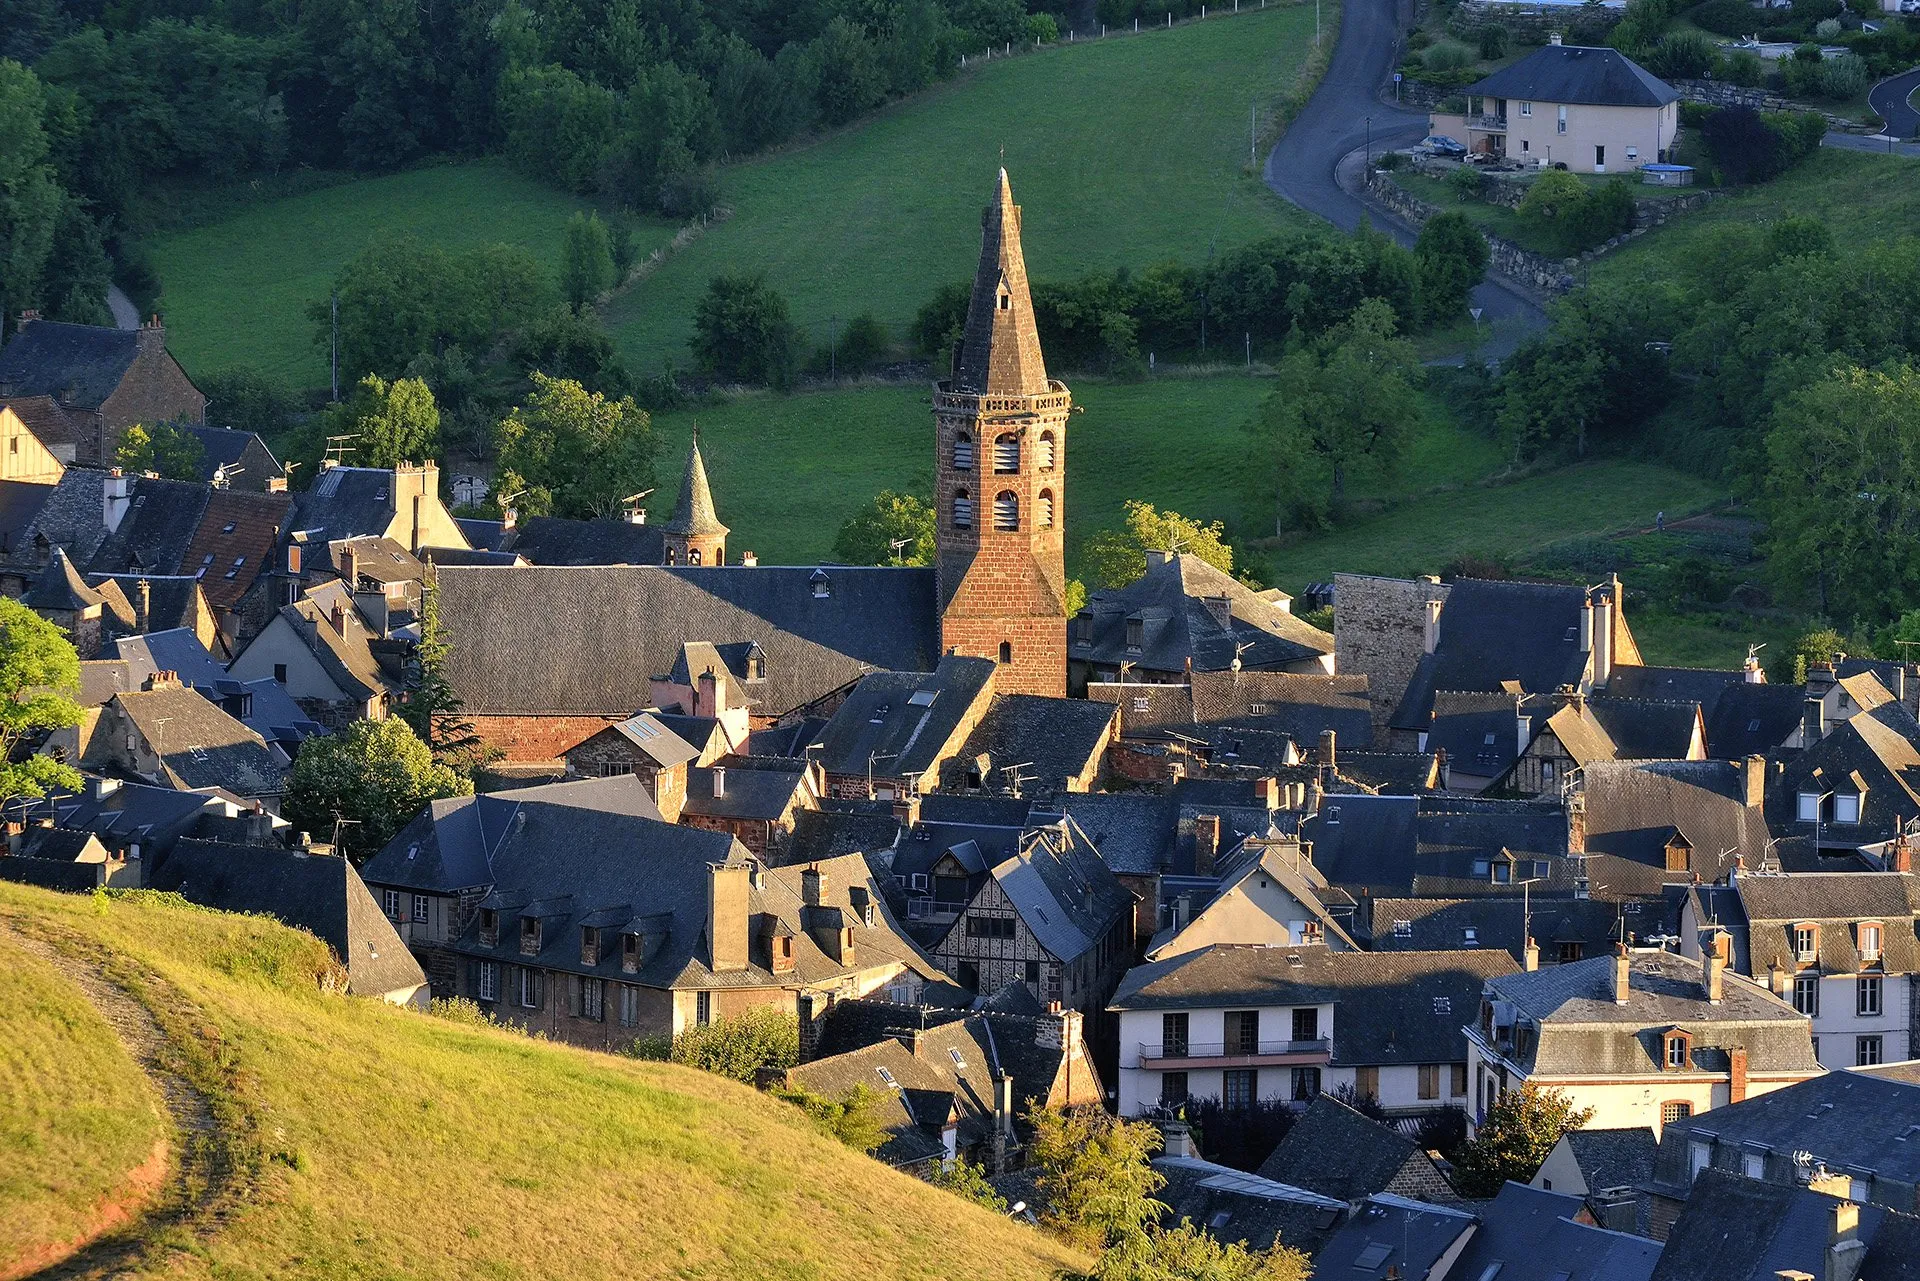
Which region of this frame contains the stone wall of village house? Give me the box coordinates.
[562,735,687,819]
[1334,573,1448,736]
[681,811,777,857]
[88,336,208,463]
[474,714,625,763]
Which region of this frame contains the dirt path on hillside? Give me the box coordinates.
[0,921,242,1281]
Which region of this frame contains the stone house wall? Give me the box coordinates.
[1334,573,1448,736]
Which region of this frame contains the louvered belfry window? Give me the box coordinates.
[994,433,1020,473]
[993,491,1019,531]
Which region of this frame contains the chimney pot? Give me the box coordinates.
[1157,1119,1192,1159]
[1319,728,1337,771]
[1524,939,1540,971]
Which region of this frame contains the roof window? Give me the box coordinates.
[221,522,236,534]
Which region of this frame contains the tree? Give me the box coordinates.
[1083,501,1236,590]
[692,272,801,389]
[399,578,477,760]
[928,1159,1008,1212]
[833,491,935,565]
[332,374,439,470]
[913,279,972,368]
[1414,211,1489,323]
[0,596,83,810]
[1029,1107,1167,1251]
[1451,1084,1594,1197]
[1265,298,1419,520]
[199,368,300,439]
[1517,170,1591,255]
[1762,364,1920,623]
[284,719,470,861]
[560,210,617,310]
[1775,627,1850,684]
[1093,1222,1312,1281]
[115,422,207,481]
[666,1006,799,1082]
[773,1083,888,1152]
[495,372,658,520]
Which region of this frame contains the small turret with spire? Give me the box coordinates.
[663,430,728,567]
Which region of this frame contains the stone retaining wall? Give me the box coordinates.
[1446,2,1621,43]
[1670,78,1869,131]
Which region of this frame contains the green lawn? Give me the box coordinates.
[652,373,1279,573]
[606,5,1318,376]
[0,882,1086,1281]
[146,161,676,389]
[1263,459,1728,589]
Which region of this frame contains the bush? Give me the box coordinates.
[1815,51,1868,98]
[1445,164,1485,200]
[1725,49,1766,86]
[200,366,302,437]
[1407,29,1434,49]
[1646,29,1721,78]
[691,272,801,388]
[667,1007,799,1082]
[657,166,723,220]
[1026,12,1059,42]
[1573,177,1637,246]
[1815,16,1843,37]
[1478,23,1509,57]
[1691,0,1763,33]
[1376,150,1407,171]
[1423,39,1476,72]
[1181,1097,1298,1172]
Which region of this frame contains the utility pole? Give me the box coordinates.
[1250,102,1257,168]
[330,293,340,403]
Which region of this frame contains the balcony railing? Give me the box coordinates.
[1136,1038,1330,1068]
[1470,114,1508,132]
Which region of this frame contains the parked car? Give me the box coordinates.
[1419,135,1468,157]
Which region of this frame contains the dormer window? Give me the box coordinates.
[1860,922,1883,964]
[580,925,600,966]
[810,571,830,599]
[1664,1029,1691,1070]
[479,908,499,946]
[772,933,795,973]
[1126,617,1143,652]
[1834,793,1861,824]
[1794,923,1820,964]
[622,931,640,974]
[996,289,1010,312]
[520,915,541,956]
[1665,837,1690,874]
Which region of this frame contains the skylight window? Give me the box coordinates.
[948,1047,966,1069]
[876,1066,898,1086]
[221,522,236,534]
[1354,1245,1393,1269]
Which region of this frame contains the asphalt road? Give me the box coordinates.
[1262,0,1546,356]
[1869,65,1920,139]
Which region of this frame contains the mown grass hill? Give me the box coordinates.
[0,881,1084,1281]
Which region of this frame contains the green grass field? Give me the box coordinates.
[606,6,1317,376]
[0,883,1084,1280]
[146,162,676,389]
[0,931,164,1273]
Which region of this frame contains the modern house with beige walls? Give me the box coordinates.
[1430,38,1680,173]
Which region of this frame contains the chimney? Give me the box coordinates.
[1743,754,1766,809]
[1730,1045,1749,1104]
[1705,951,1725,1003]
[697,668,719,718]
[1423,597,1443,655]
[135,315,165,352]
[1145,549,1173,568]
[1579,600,1594,653]
[1549,29,1563,43]
[1891,831,1913,875]
[411,492,423,553]
[741,551,758,567]
[995,1074,1016,1137]
[1319,728,1337,772]
[1804,696,1826,744]
[1715,930,1733,964]
[1592,592,1614,687]
[1194,814,1221,878]
[338,544,356,586]
[16,309,40,334]
[329,600,346,634]
[1157,1119,1192,1159]
[143,670,181,691]
[1614,944,1632,1005]
[103,469,133,533]
[707,863,750,971]
[1746,651,1765,683]
[1770,959,1789,996]
[1524,938,1540,971]
[891,1025,925,1055]
[802,863,824,908]
[711,766,726,798]
[134,578,150,633]
[1829,1201,1866,1281]
[1258,776,1280,810]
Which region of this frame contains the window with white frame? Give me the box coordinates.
[1860,922,1883,963]
[478,960,498,1002]
[1834,793,1861,824]
[1794,924,1818,962]
[1859,976,1883,1017]
[619,984,640,1027]
[1744,1151,1765,1179]
[383,889,402,921]
[1520,101,1532,116]
[1797,792,1821,822]
[518,967,539,1009]
[1859,1035,1884,1066]
[1392,919,1413,938]
[411,894,430,928]
[1557,105,1567,134]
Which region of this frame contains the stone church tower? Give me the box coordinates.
[934,170,1069,698]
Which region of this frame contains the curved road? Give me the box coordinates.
[1869,65,1920,139]
[1263,0,1546,355]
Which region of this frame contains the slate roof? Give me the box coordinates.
[507,515,664,565]
[1393,579,1599,731]
[287,465,408,543]
[812,656,997,779]
[22,546,104,611]
[951,169,1051,398]
[1426,690,1525,778]
[970,820,1134,965]
[1073,553,1333,677]
[1088,671,1371,748]
[359,776,662,894]
[681,762,808,822]
[1257,1094,1449,1203]
[1650,1169,1916,1281]
[1605,664,1746,708]
[1765,702,1920,848]
[264,598,395,702]
[1340,751,1442,794]
[180,425,282,488]
[938,693,1116,796]
[46,777,225,858]
[1656,1072,1920,1194]
[1146,841,1351,959]
[150,839,425,997]
[787,802,901,867]
[1484,949,1818,1076]
[1468,43,1679,107]
[452,517,510,552]
[109,686,289,798]
[86,574,205,636]
[1050,792,1177,876]
[662,437,726,538]
[107,627,227,689]
[435,564,939,718]
[1581,759,1769,887]
[0,856,108,891]
[0,479,55,556]
[1735,872,1920,976]
[0,321,143,408]
[1561,1127,1657,1194]
[86,476,210,576]
[1312,1194,1476,1280]
[4,468,110,571]
[1707,682,1815,758]
[0,394,82,451]
[604,713,702,767]
[1305,794,1574,898]
[1112,944,1515,1065]
[178,489,290,611]
[1586,697,1702,760]
[1449,1181,1660,1281]
[17,825,107,862]
[1369,896,1529,958]
[1152,1154,1344,1255]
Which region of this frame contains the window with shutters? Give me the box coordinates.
[1451,1063,1468,1096]
[518,967,540,1009]
[383,889,402,921]
[1037,431,1056,470]
[1419,1064,1440,1100]
[619,984,640,1027]
[579,977,604,1021]
[1225,1010,1260,1055]
[993,433,1019,473]
[953,490,974,528]
[953,432,974,470]
[1036,489,1055,529]
[993,490,1019,530]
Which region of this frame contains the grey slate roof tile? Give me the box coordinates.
[1467,43,1679,107]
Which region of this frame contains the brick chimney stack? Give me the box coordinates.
[1614,944,1632,1005]
[1194,814,1220,878]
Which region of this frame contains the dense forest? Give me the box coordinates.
[0,0,1080,327]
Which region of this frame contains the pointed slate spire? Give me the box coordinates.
[951,168,1050,398]
[664,430,728,538]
